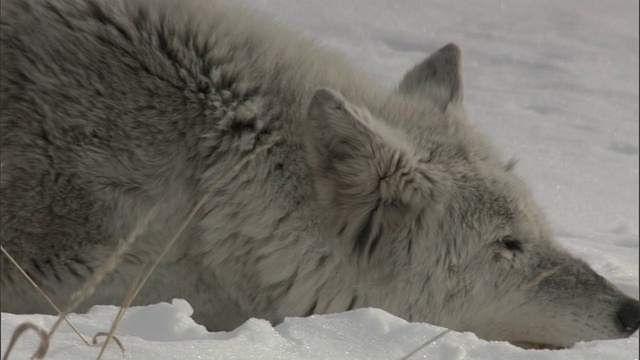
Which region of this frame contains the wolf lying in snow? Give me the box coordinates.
[1,0,638,350]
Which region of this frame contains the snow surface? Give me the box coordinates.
[2,0,638,359]
[2,299,637,360]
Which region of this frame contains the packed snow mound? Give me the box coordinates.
[2,300,637,359]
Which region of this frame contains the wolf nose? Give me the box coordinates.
[617,298,640,335]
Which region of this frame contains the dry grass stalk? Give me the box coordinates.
[95,265,145,360]
[93,134,282,357]
[2,134,281,359]
[400,329,451,360]
[1,322,49,360]
[0,245,90,346]
[60,209,157,328]
[92,332,125,358]
[128,134,283,305]
[1,215,151,359]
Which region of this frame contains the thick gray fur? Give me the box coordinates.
[1,0,638,348]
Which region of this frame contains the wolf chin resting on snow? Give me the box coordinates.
[1,0,638,350]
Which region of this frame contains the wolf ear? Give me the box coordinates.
[398,43,463,111]
[305,88,432,265]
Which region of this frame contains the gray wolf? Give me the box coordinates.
[1,0,638,349]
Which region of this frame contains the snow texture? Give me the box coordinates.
[1,0,638,359]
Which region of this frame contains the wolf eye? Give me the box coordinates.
[499,236,522,252]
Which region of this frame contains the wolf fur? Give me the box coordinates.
[1,0,638,349]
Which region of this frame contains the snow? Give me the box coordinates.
[1,0,638,359]
[3,299,638,359]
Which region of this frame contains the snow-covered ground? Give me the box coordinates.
[2,0,638,359]
[2,298,637,360]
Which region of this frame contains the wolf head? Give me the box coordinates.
[304,43,640,349]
